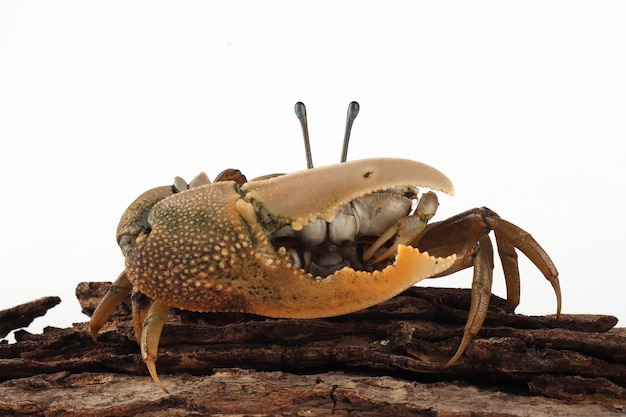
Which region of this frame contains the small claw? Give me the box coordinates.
[363,222,401,263]
[364,215,430,264]
[241,158,454,231]
[363,191,440,264]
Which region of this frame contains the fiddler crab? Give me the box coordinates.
[90,102,561,392]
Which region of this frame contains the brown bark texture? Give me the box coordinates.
[0,282,625,416]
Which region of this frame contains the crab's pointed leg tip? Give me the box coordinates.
[146,359,169,393]
[552,281,562,319]
[444,335,471,368]
[444,353,461,368]
[89,327,98,342]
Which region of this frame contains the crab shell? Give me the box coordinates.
[117,158,456,319]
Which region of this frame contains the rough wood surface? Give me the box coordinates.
[0,296,60,339]
[1,282,625,416]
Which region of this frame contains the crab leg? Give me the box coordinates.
[490,229,521,314]
[417,207,561,317]
[446,235,494,366]
[413,233,496,365]
[412,207,561,364]
[485,215,561,316]
[140,300,170,392]
[131,290,152,345]
[89,271,132,341]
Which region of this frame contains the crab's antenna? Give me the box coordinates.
[294,102,313,169]
[340,101,360,163]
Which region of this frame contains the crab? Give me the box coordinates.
[89,102,561,392]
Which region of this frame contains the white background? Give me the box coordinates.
[1,2,625,339]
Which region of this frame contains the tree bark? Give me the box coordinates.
[0,282,624,416]
[0,296,60,339]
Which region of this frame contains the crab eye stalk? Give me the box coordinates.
[340,101,360,163]
[294,102,313,169]
[295,101,361,168]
